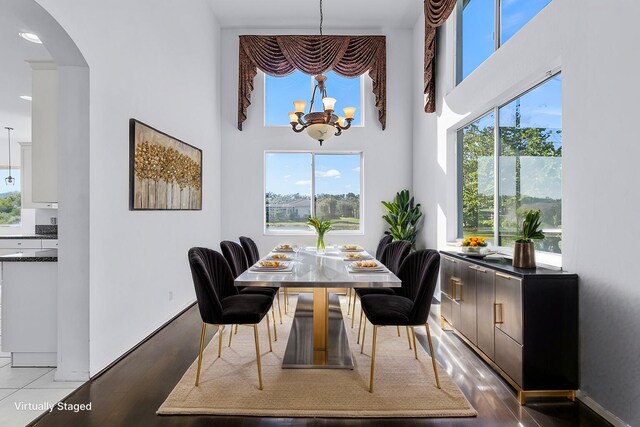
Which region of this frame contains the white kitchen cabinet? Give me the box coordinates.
[29,61,58,203]
[0,239,42,249]
[41,239,58,249]
[18,142,58,209]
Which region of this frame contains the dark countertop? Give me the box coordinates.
[0,234,58,240]
[440,250,576,278]
[0,249,58,262]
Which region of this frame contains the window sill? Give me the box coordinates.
[264,230,364,236]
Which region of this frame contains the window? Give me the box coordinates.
[459,0,552,82]
[0,169,21,225]
[458,74,561,254]
[265,70,363,126]
[265,152,362,234]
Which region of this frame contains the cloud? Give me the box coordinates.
[352,166,360,172]
[283,175,292,179]
[295,180,311,186]
[315,169,341,178]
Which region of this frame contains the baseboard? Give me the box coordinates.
[90,300,197,380]
[577,391,630,427]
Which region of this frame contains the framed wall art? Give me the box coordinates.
[129,119,202,210]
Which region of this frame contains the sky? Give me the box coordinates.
[265,70,362,126]
[265,152,361,196]
[462,0,552,80]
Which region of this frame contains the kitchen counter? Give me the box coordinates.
[0,234,58,239]
[0,249,58,262]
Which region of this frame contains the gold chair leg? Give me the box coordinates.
[425,323,441,389]
[351,303,357,328]
[265,313,273,352]
[218,325,223,358]
[397,326,401,336]
[277,290,283,324]
[284,288,288,314]
[369,325,378,393]
[235,324,238,335]
[406,326,413,350]
[253,324,263,390]
[411,326,418,359]
[228,324,233,347]
[360,318,367,354]
[271,305,278,341]
[195,323,207,386]
[357,309,364,343]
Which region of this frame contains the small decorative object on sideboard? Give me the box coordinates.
[513,210,545,268]
[307,216,332,254]
[460,236,487,254]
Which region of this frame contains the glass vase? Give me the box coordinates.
[316,232,326,254]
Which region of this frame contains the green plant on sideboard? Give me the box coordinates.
[381,190,423,249]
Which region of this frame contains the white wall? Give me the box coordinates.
[220,28,414,255]
[412,0,640,424]
[37,0,222,375]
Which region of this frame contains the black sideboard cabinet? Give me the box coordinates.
[439,251,578,404]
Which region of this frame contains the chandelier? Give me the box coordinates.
[288,0,356,146]
[4,127,15,186]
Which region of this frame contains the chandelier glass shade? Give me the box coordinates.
[289,75,356,146]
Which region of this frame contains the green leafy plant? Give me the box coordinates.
[517,210,545,242]
[381,190,423,249]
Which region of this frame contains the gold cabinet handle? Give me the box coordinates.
[496,272,513,280]
[475,267,487,273]
[450,278,456,300]
[494,303,504,324]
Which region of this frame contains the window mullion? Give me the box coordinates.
[493,106,500,246]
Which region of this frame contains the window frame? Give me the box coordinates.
[455,71,562,261]
[263,150,364,236]
[262,71,366,128]
[456,0,552,84]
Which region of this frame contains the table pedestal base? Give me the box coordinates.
[282,292,354,369]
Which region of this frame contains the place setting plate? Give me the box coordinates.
[266,254,292,261]
[346,261,389,274]
[249,260,293,273]
[273,245,294,253]
[343,253,373,261]
[340,245,364,253]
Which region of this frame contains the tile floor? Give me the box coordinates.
[0,300,85,426]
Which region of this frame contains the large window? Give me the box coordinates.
[458,74,562,254]
[0,169,21,225]
[265,152,362,234]
[265,70,363,127]
[459,0,552,82]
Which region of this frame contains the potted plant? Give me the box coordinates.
[513,210,545,268]
[381,190,423,249]
[307,216,332,254]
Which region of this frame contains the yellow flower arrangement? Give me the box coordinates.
[461,237,488,247]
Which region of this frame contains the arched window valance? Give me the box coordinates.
[238,35,386,131]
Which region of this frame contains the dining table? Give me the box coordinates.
[234,246,401,369]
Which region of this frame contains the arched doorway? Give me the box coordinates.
[3,0,90,381]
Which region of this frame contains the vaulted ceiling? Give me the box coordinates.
[208,0,423,30]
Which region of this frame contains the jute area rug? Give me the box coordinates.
[158,296,476,418]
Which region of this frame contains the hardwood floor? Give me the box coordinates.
[30,298,609,427]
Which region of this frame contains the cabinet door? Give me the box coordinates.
[459,261,477,345]
[440,256,458,323]
[475,266,496,360]
[0,239,42,249]
[495,272,523,344]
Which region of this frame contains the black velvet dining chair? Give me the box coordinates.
[220,240,281,340]
[351,240,412,344]
[375,234,394,260]
[359,249,441,392]
[239,236,288,317]
[188,247,273,389]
